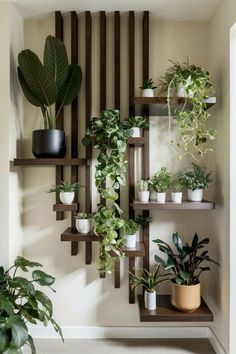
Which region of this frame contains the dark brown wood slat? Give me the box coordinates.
[53,203,78,212]
[13,159,88,166]
[129,257,135,304]
[55,11,64,221]
[61,228,102,242]
[128,137,147,146]
[85,11,92,265]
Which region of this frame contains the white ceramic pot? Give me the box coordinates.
[59,191,74,205]
[76,219,92,234]
[144,290,156,310]
[142,88,154,97]
[176,83,193,98]
[132,127,141,137]
[187,189,203,202]
[156,192,166,204]
[138,191,150,202]
[171,192,182,204]
[125,234,136,248]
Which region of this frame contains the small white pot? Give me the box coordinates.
[176,83,193,98]
[187,189,203,202]
[132,127,141,138]
[59,192,75,205]
[171,192,182,204]
[142,88,154,97]
[76,219,92,234]
[156,192,166,204]
[125,234,136,248]
[144,290,156,310]
[138,191,150,202]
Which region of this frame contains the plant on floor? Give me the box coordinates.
[150,168,172,192]
[178,163,213,191]
[82,109,133,274]
[123,116,149,129]
[134,215,152,227]
[0,256,63,354]
[18,35,82,130]
[159,59,216,160]
[47,181,84,193]
[137,179,150,192]
[140,78,157,90]
[123,219,140,235]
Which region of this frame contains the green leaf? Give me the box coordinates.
[44,35,68,90]
[154,255,167,267]
[179,270,191,281]
[18,49,57,106]
[18,67,43,107]
[35,290,53,317]
[50,318,64,342]
[0,293,14,315]
[57,64,82,106]
[8,277,35,295]
[32,270,55,286]
[14,256,42,272]
[191,233,199,250]
[172,233,183,253]
[0,322,8,351]
[27,334,36,354]
[6,315,28,349]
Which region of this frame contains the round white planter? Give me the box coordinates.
[138,191,150,202]
[76,219,92,234]
[156,192,166,204]
[144,290,156,310]
[142,88,154,97]
[132,127,141,138]
[176,83,193,98]
[59,191,74,205]
[171,192,182,204]
[187,189,203,202]
[125,233,136,248]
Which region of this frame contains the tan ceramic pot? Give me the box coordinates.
[171,281,201,312]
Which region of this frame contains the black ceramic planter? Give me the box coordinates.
[32,129,66,158]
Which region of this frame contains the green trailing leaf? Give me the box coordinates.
[14,256,42,272]
[27,334,36,354]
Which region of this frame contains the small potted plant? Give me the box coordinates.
[140,78,157,97]
[137,179,150,202]
[171,178,183,204]
[48,181,84,205]
[153,233,219,312]
[75,212,94,234]
[129,264,171,310]
[179,163,213,202]
[18,35,82,158]
[123,116,149,137]
[150,167,172,203]
[123,219,140,248]
[135,214,152,227]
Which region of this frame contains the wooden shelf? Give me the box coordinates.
[128,137,147,146]
[53,203,78,212]
[13,158,89,166]
[132,200,215,210]
[122,243,145,257]
[61,227,102,242]
[138,295,213,322]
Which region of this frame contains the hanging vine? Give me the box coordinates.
[82,110,132,274]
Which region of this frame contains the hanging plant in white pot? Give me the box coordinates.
[150,167,172,203]
[47,181,84,205]
[140,78,157,98]
[137,179,150,202]
[123,116,149,138]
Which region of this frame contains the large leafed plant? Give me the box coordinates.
[83,110,132,274]
[18,35,82,129]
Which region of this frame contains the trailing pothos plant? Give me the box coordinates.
[82,110,132,274]
[0,256,63,354]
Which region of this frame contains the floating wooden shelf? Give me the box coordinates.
[138,295,213,322]
[122,243,145,257]
[53,203,78,212]
[128,137,147,146]
[13,158,89,166]
[132,200,215,210]
[61,227,102,242]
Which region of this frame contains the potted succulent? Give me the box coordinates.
[129,264,171,310]
[150,167,172,203]
[18,35,82,158]
[179,163,213,202]
[123,116,149,137]
[153,233,219,312]
[171,178,183,204]
[123,219,140,248]
[135,214,152,227]
[137,179,150,202]
[140,78,157,97]
[75,212,94,234]
[48,181,84,205]
[0,256,63,353]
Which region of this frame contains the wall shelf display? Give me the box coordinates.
[132,200,215,210]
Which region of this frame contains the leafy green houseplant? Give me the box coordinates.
[137,179,150,202]
[140,78,157,97]
[47,181,84,205]
[150,167,172,203]
[170,177,183,204]
[179,163,213,202]
[83,110,132,273]
[75,212,94,234]
[123,219,140,248]
[159,59,216,160]
[129,264,171,310]
[18,35,82,158]
[134,215,152,227]
[0,256,63,353]
[153,233,219,312]
[123,116,149,137]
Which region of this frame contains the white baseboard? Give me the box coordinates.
[208,328,226,354]
[29,325,208,339]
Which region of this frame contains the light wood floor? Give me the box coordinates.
[25,338,216,354]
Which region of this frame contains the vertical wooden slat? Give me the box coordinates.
[129,257,135,304]
[70,11,79,256]
[85,11,92,264]
[55,11,64,221]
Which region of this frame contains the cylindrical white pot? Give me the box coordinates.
[187,189,203,202]
[142,88,154,97]
[132,127,141,138]
[171,192,182,204]
[144,290,156,310]
[76,219,92,234]
[125,234,136,248]
[156,192,166,204]
[138,191,150,202]
[59,192,74,205]
[176,83,193,98]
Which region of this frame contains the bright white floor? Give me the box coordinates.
[24,338,216,354]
